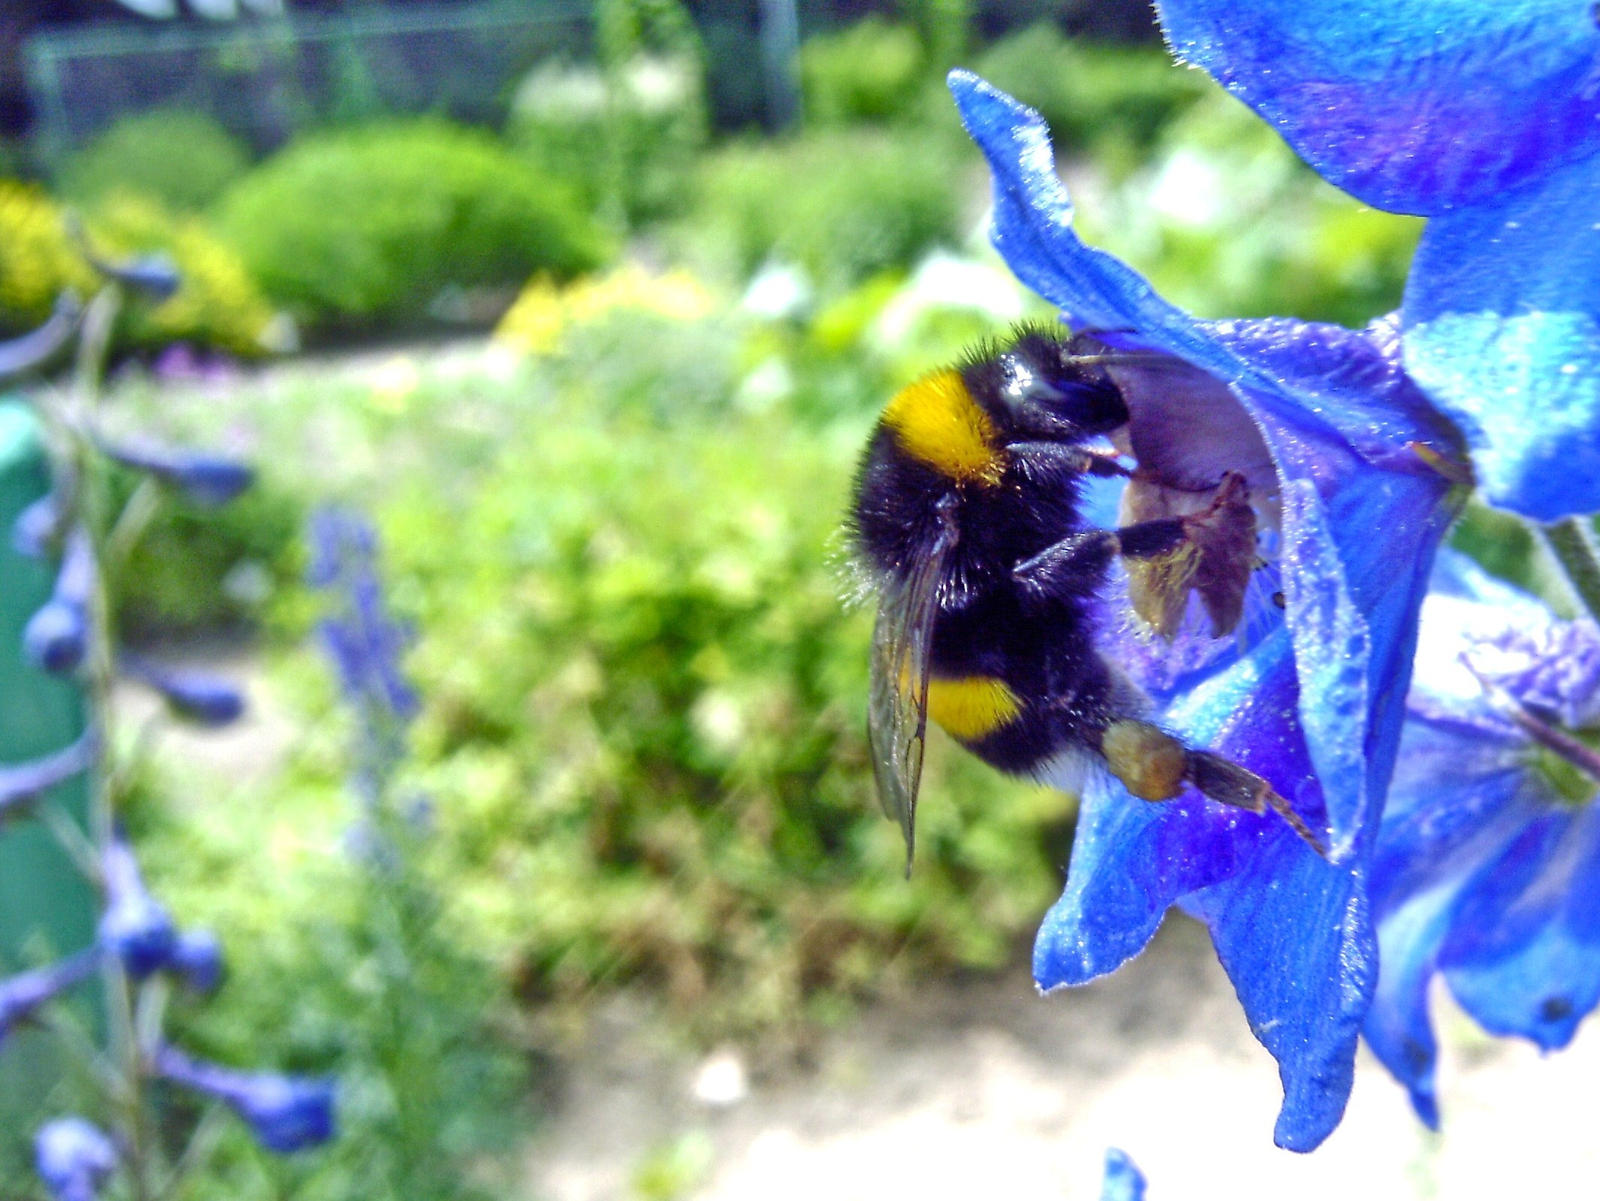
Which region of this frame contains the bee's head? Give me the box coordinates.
[966,328,1130,442]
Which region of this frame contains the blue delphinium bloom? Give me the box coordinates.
[97,831,176,979]
[0,949,100,1043]
[1365,552,1600,1128]
[120,652,246,727]
[950,72,1465,1150]
[24,527,95,675]
[1100,1148,1147,1201]
[102,438,255,507]
[308,507,419,725]
[0,731,96,821]
[34,1116,117,1201]
[0,295,81,381]
[1153,0,1600,521]
[154,1043,335,1153]
[171,929,225,994]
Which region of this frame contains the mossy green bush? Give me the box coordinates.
[58,109,251,212]
[799,17,928,124]
[212,120,612,337]
[687,128,967,290]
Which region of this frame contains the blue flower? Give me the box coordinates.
[154,1043,335,1153]
[1365,552,1600,1128]
[23,527,95,675]
[97,831,176,979]
[13,493,64,559]
[34,1116,117,1201]
[0,731,96,821]
[308,507,419,724]
[121,653,246,727]
[1100,1148,1147,1201]
[950,72,1464,1150]
[1153,0,1600,521]
[0,294,80,381]
[102,438,255,507]
[171,929,225,994]
[0,949,100,1043]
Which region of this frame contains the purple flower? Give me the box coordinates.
[0,731,96,820]
[23,527,94,675]
[1154,0,1600,521]
[1365,553,1600,1128]
[13,493,64,559]
[34,1117,117,1201]
[97,832,176,979]
[0,949,100,1043]
[0,294,80,381]
[121,653,246,727]
[102,438,255,507]
[154,1043,335,1153]
[171,929,225,994]
[308,508,419,723]
[951,72,1464,1150]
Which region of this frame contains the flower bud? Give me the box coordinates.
[154,1044,335,1153]
[34,1116,117,1201]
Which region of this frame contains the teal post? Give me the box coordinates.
[0,398,96,1156]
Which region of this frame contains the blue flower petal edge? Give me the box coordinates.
[1153,0,1600,215]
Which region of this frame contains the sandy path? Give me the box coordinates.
[525,914,1600,1200]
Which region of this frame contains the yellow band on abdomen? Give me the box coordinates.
[880,368,1005,485]
[926,675,1023,741]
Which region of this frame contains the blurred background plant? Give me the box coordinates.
[0,0,1484,1194]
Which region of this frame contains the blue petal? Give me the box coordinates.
[1402,151,1600,521]
[1185,833,1371,1150]
[1100,1148,1147,1201]
[1363,755,1531,1127]
[1153,0,1600,214]
[1440,804,1600,1050]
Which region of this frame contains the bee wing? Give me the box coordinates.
[868,514,957,874]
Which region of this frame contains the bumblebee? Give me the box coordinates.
[849,326,1324,870]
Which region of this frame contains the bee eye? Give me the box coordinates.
[997,348,1128,434]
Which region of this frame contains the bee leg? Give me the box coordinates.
[1013,529,1121,595]
[1099,720,1328,857]
[1004,442,1131,479]
[1186,750,1328,857]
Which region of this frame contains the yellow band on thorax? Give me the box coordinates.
[881,368,1005,485]
[926,675,1023,741]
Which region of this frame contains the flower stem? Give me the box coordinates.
[1540,517,1600,624]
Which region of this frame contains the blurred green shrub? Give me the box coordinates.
[972,24,1209,164]
[687,128,966,290]
[113,461,303,637]
[799,17,927,124]
[0,180,279,356]
[58,109,251,212]
[378,389,1068,1035]
[506,51,707,227]
[212,120,612,337]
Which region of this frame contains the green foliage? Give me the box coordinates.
[799,17,928,124]
[510,0,707,229]
[58,109,251,213]
[687,128,966,290]
[116,308,1070,1042]
[1074,90,1422,326]
[212,120,612,337]
[128,750,526,1201]
[112,461,303,637]
[506,51,707,228]
[972,24,1209,162]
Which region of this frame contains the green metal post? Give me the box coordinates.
[0,398,96,1157]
